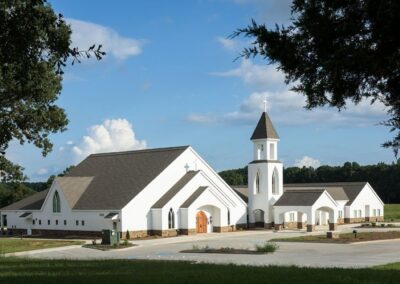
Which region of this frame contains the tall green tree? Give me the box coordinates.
[232,0,400,155]
[0,0,105,182]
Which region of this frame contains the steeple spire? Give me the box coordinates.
[250,111,279,140]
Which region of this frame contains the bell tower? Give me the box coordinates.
[248,108,283,229]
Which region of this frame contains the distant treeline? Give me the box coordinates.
[219,161,400,203]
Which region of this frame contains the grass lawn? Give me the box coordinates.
[0,258,400,284]
[271,231,400,243]
[385,204,400,221]
[0,239,84,254]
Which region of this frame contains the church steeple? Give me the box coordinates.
[250,112,279,140]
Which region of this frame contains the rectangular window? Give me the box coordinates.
[289,213,295,222]
[32,220,35,225]
[39,220,41,225]
[48,220,50,225]
[64,220,67,226]
[270,143,275,160]
[55,220,58,225]
[373,209,376,217]
[76,220,79,226]
[353,210,357,218]
[358,210,362,217]
[338,210,343,219]
[377,209,381,216]
[81,220,85,226]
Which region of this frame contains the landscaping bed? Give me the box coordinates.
[82,242,136,251]
[0,239,84,254]
[271,231,400,243]
[181,242,278,255]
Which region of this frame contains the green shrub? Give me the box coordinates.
[255,242,279,253]
[381,223,385,227]
[125,231,130,240]
[123,239,129,246]
[372,222,376,227]
[388,224,394,227]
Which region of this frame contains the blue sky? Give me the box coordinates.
[7,0,396,181]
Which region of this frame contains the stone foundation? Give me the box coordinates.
[151,229,178,237]
[274,224,283,230]
[283,222,298,229]
[329,223,337,231]
[297,222,306,229]
[307,225,315,232]
[264,223,273,229]
[344,218,368,224]
[367,217,384,222]
[337,218,345,224]
[180,228,196,235]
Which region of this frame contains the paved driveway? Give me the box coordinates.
[9,226,400,268]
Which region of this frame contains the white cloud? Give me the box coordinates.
[210,59,286,91]
[294,156,321,168]
[36,168,49,176]
[68,18,144,60]
[195,59,388,127]
[72,118,146,162]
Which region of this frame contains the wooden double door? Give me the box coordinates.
[196,211,208,233]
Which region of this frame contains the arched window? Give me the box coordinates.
[272,168,279,195]
[255,172,260,194]
[168,208,175,229]
[53,191,61,213]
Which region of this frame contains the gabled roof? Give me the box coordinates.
[0,189,49,211]
[56,177,94,209]
[284,182,367,205]
[180,186,208,208]
[232,186,248,203]
[274,189,325,206]
[66,146,189,210]
[284,185,349,201]
[152,171,200,209]
[251,112,279,140]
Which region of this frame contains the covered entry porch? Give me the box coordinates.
[273,189,339,232]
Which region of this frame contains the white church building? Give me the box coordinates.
[0,111,384,237]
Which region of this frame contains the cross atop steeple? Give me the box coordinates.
[263,97,267,112]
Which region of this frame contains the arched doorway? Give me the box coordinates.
[253,209,265,228]
[196,211,208,233]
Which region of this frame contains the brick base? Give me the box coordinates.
[337,218,345,224]
[274,224,283,230]
[307,225,315,232]
[344,218,370,224]
[31,229,102,238]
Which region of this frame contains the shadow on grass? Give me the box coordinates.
[1,258,400,284]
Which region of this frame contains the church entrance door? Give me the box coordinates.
[196,211,208,233]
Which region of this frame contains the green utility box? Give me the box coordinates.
[102,229,120,245]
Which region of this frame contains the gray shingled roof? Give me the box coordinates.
[152,171,200,208]
[284,185,349,201]
[180,186,208,208]
[0,189,49,211]
[274,189,325,206]
[284,182,367,205]
[232,186,248,203]
[66,146,189,210]
[251,112,279,140]
[56,177,94,209]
